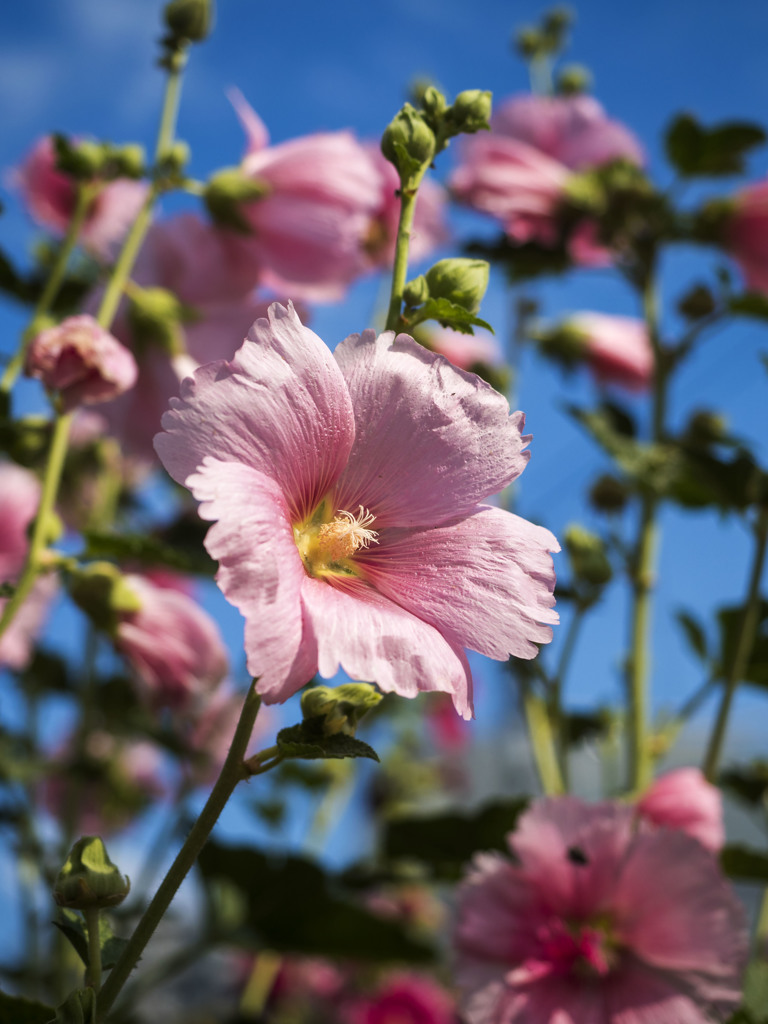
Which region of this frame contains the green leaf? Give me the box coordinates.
[720,844,768,882]
[407,297,493,335]
[0,990,55,1024]
[716,599,768,686]
[742,961,768,1024]
[467,234,572,283]
[675,610,709,661]
[198,842,434,963]
[720,761,768,806]
[383,798,528,879]
[82,529,217,576]
[563,709,613,747]
[666,114,766,177]
[52,908,129,970]
[729,292,768,321]
[276,720,379,762]
[50,989,96,1024]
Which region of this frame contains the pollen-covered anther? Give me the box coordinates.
[316,506,379,562]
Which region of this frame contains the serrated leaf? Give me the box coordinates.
[666,113,766,177]
[198,841,434,963]
[53,908,129,970]
[408,297,493,335]
[82,530,217,576]
[0,990,55,1024]
[276,720,379,762]
[675,610,709,661]
[729,292,768,321]
[383,798,529,879]
[720,844,768,882]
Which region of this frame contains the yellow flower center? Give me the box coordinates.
[294,500,378,579]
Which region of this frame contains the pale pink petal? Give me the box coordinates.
[228,87,270,154]
[300,576,474,718]
[605,956,730,1024]
[359,507,558,660]
[185,458,315,702]
[333,331,530,528]
[636,768,725,853]
[0,463,41,579]
[517,976,609,1024]
[156,302,356,520]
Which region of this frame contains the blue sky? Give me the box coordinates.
[1,0,767,753]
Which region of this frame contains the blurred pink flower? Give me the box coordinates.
[450,94,642,260]
[345,975,457,1024]
[568,312,653,391]
[427,691,470,751]
[725,180,768,294]
[636,768,725,853]
[156,302,558,718]
[26,314,137,412]
[13,136,149,259]
[0,462,56,670]
[454,796,746,1024]
[115,573,228,711]
[425,328,501,372]
[182,681,274,786]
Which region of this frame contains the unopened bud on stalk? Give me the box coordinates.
[381,105,436,181]
[557,64,592,95]
[127,286,195,357]
[69,562,142,634]
[163,0,214,43]
[54,836,130,910]
[564,524,612,587]
[420,85,448,123]
[425,258,489,314]
[514,26,542,59]
[447,90,492,135]
[111,144,146,179]
[589,474,630,514]
[403,275,430,307]
[204,167,270,232]
[53,136,106,180]
[301,683,382,737]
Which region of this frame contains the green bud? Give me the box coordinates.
[69,562,142,634]
[677,284,716,320]
[420,85,448,123]
[300,683,382,737]
[530,321,588,365]
[381,104,436,182]
[112,144,146,179]
[53,136,105,180]
[684,409,728,447]
[556,64,592,96]
[204,167,270,233]
[403,275,429,307]
[54,836,130,910]
[589,474,630,514]
[127,285,197,357]
[543,5,574,35]
[514,26,543,59]
[691,198,735,245]
[447,90,492,135]
[425,258,489,314]
[564,524,613,587]
[163,0,214,43]
[162,140,191,175]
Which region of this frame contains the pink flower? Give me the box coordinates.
[155,302,559,718]
[454,796,747,1024]
[725,180,768,294]
[426,328,501,372]
[427,692,470,751]
[26,314,138,412]
[345,975,457,1024]
[13,136,149,259]
[636,768,725,853]
[450,94,642,259]
[115,573,228,711]
[232,93,385,301]
[568,313,653,391]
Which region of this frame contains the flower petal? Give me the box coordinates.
[155,302,356,520]
[360,506,558,660]
[185,457,315,701]
[300,576,474,717]
[333,331,531,528]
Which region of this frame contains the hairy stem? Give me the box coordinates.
[384,174,425,332]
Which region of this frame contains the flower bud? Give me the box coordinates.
[163,0,214,43]
[127,286,195,357]
[69,562,142,635]
[424,258,489,314]
[543,5,574,35]
[420,85,448,123]
[381,105,436,181]
[112,144,146,180]
[556,64,592,96]
[53,135,106,180]
[403,275,430,307]
[53,836,130,909]
[589,474,629,514]
[204,167,271,233]
[564,524,612,587]
[447,90,492,135]
[300,683,382,737]
[514,26,543,59]
[26,315,138,413]
[684,409,728,447]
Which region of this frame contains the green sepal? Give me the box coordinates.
[407,298,493,335]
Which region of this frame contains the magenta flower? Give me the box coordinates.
[156,302,558,717]
[26,314,138,412]
[14,136,149,259]
[344,975,457,1024]
[454,796,747,1024]
[567,313,653,391]
[725,179,768,294]
[115,573,229,711]
[636,768,725,854]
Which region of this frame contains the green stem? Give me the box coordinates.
[95,683,262,1022]
[548,602,587,787]
[702,508,768,782]
[756,885,768,957]
[521,685,564,795]
[0,184,95,397]
[84,907,102,991]
[384,174,424,332]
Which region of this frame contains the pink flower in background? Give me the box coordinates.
[450,94,642,260]
[568,312,653,391]
[13,136,149,259]
[26,314,137,412]
[156,302,558,718]
[182,682,274,786]
[0,462,56,670]
[636,768,725,853]
[344,975,457,1024]
[725,179,768,294]
[115,573,228,711]
[426,328,501,372]
[454,796,746,1024]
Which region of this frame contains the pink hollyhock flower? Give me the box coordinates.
[232,93,385,302]
[454,796,747,1024]
[427,691,471,751]
[345,975,457,1024]
[450,94,642,260]
[13,136,149,259]
[0,462,56,670]
[426,328,501,372]
[636,768,725,854]
[155,302,558,718]
[115,573,228,711]
[26,314,138,412]
[567,313,653,391]
[725,180,768,294]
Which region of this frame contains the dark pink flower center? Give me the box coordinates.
[534,917,615,979]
